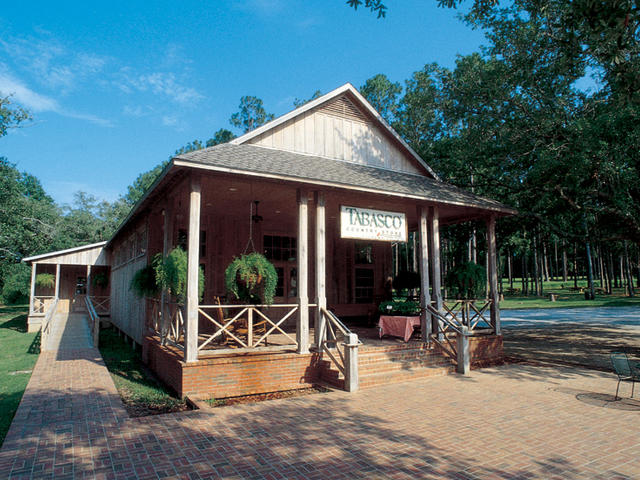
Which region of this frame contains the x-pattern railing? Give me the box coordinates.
[197,303,302,352]
[89,296,110,315]
[319,307,351,376]
[40,298,58,352]
[146,298,185,349]
[440,299,493,333]
[33,296,55,314]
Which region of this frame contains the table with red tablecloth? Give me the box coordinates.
[378,315,421,342]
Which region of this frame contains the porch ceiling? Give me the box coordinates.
[174,144,516,217]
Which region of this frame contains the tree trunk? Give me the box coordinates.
[584,218,595,300]
[562,240,568,283]
[508,249,513,291]
[542,241,550,282]
[573,243,578,289]
[522,255,528,295]
[606,250,614,294]
[533,239,539,296]
[624,242,635,297]
[598,244,605,289]
[554,239,559,282]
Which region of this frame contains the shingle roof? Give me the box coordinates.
[175,144,514,214]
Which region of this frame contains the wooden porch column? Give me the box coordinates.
[314,191,326,348]
[86,265,92,298]
[417,206,432,342]
[160,201,173,342]
[29,262,37,315]
[428,206,444,339]
[54,264,61,299]
[297,189,310,354]
[486,215,501,335]
[185,175,201,363]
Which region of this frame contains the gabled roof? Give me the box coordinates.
[175,144,515,214]
[231,83,440,180]
[23,241,108,264]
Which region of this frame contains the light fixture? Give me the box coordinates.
[229,187,237,192]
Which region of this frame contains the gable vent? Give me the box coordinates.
[320,95,369,123]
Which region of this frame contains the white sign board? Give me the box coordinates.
[340,205,407,242]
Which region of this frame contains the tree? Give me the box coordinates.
[206,128,236,147]
[293,90,322,108]
[229,96,274,133]
[0,95,31,138]
[360,74,402,123]
[346,0,387,18]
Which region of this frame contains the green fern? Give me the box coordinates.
[35,273,56,289]
[224,253,277,305]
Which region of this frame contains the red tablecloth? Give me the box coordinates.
[378,315,421,342]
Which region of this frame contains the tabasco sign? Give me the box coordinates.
[340,205,407,242]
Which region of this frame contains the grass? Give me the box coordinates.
[99,327,188,417]
[0,304,39,447]
[500,278,640,310]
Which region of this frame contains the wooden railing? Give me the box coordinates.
[146,298,185,350]
[319,307,360,391]
[85,296,100,348]
[197,303,305,352]
[32,295,55,314]
[89,295,110,315]
[439,299,493,334]
[40,298,58,352]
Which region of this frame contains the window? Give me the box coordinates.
[76,277,87,295]
[264,235,297,298]
[177,229,206,257]
[264,235,296,262]
[354,268,374,303]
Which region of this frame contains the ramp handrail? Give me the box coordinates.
[85,296,100,348]
[40,298,58,352]
[319,307,360,392]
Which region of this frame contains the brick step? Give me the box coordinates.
[357,350,443,366]
[359,365,456,389]
[359,358,453,375]
[359,343,432,354]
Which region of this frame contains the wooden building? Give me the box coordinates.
[25,84,514,398]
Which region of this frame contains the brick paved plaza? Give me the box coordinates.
[1,316,639,479]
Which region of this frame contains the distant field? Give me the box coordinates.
[500,278,640,310]
[0,304,38,447]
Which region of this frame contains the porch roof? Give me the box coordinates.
[175,144,516,215]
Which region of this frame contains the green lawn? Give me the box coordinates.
[500,278,640,309]
[99,327,187,416]
[0,304,39,447]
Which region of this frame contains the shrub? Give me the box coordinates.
[224,253,277,305]
[1,263,31,304]
[378,300,421,316]
[444,261,486,299]
[91,271,109,288]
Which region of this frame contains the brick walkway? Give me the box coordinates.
[2,317,639,479]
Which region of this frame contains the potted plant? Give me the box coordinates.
[152,247,204,302]
[91,271,109,289]
[35,273,56,289]
[130,265,160,298]
[224,252,277,305]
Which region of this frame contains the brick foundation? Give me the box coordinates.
[469,334,504,368]
[143,335,322,399]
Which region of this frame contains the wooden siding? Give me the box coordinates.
[110,255,147,344]
[247,94,423,175]
[33,246,109,266]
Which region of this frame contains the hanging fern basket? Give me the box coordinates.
[224,253,277,305]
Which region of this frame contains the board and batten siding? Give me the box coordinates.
[247,95,423,175]
[110,255,147,344]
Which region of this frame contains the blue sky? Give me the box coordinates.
[1,1,486,205]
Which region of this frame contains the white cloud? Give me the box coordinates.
[0,73,59,111]
[116,69,204,105]
[0,73,113,126]
[0,35,109,93]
